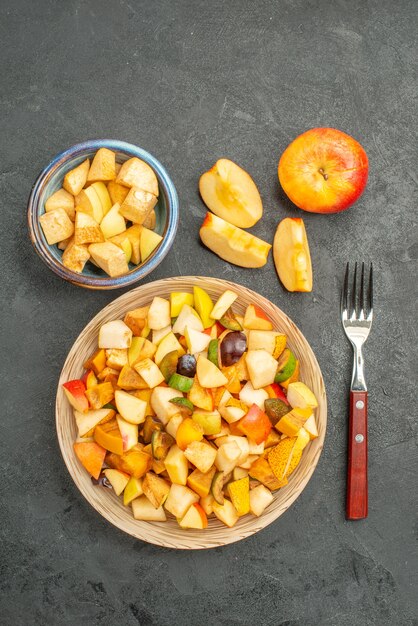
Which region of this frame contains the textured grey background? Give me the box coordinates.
[1,1,417,625]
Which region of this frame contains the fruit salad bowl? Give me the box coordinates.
[56,276,327,548]
[28,139,179,289]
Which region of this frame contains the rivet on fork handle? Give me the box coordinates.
[347,390,368,519]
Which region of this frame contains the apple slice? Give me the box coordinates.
[73,441,106,479]
[178,503,208,529]
[164,483,199,518]
[140,227,163,262]
[184,327,211,354]
[116,415,138,451]
[243,304,273,330]
[115,389,147,425]
[200,494,215,516]
[286,382,318,410]
[133,358,164,388]
[196,355,228,388]
[90,182,112,215]
[273,218,312,292]
[63,158,90,196]
[200,212,271,268]
[165,414,183,439]
[99,320,132,349]
[103,468,130,495]
[304,414,318,439]
[147,297,171,330]
[75,186,103,223]
[172,304,204,334]
[193,286,214,328]
[184,440,217,473]
[245,350,278,389]
[154,332,185,366]
[199,158,263,228]
[62,379,89,413]
[100,203,126,239]
[108,232,132,263]
[132,495,166,521]
[210,290,238,320]
[74,407,115,437]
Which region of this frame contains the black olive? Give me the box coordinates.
[177,354,197,377]
[220,331,247,367]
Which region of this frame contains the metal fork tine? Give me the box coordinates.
[359,262,365,319]
[351,262,358,318]
[341,262,349,315]
[368,263,373,319]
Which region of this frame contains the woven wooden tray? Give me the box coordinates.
[56,276,327,549]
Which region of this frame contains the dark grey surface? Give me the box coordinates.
[1,1,417,624]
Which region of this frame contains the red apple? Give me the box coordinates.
[63,379,89,413]
[278,128,368,213]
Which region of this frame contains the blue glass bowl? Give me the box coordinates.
[28,139,179,289]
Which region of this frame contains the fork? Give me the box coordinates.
[341,262,373,520]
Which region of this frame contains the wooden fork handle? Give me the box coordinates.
[346,390,368,519]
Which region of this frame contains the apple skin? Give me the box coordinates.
[278,128,368,214]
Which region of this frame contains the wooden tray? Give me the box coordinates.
[56,276,327,549]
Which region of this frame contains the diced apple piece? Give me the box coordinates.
[243,304,273,330]
[119,187,157,224]
[245,350,278,389]
[125,224,142,264]
[115,389,147,425]
[185,327,211,354]
[134,358,164,388]
[233,467,249,481]
[178,503,208,529]
[199,159,263,228]
[81,369,98,389]
[193,286,214,328]
[164,445,189,485]
[63,158,89,196]
[74,407,115,438]
[39,208,74,245]
[142,472,170,508]
[147,297,171,330]
[304,414,318,440]
[200,494,214,516]
[99,202,126,239]
[116,157,159,196]
[61,238,90,273]
[103,468,130,495]
[249,484,274,516]
[116,415,138,451]
[273,217,313,292]
[152,325,171,345]
[210,290,239,320]
[170,291,194,317]
[165,413,183,439]
[123,476,143,505]
[87,148,116,183]
[212,499,239,527]
[286,382,318,410]
[151,387,183,425]
[247,438,265,455]
[154,332,185,366]
[132,495,166,521]
[74,211,104,245]
[164,483,199,518]
[184,440,217,473]
[196,355,228,388]
[172,304,204,334]
[239,381,268,409]
[62,379,89,413]
[75,186,103,223]
[73,441,106,479]
[248,331,285,355]
[45,188,75,220]
[140,227,163,262]
[99,320,132,349]
[107,180,129,206]
[128,336,157,366]
[215,441,241,473]
[199,212,271,268]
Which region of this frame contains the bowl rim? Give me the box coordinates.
[56,276,327,549]
[27,139,179,290]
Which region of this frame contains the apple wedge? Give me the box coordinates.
[133,358,165,388]
[150,386,184,424]
[178,502,208,529]
[140,227,163,262]
[75,186,103,223]
[164,483,199,518]
[116,415,138,451]
[62,379,89,413]
[115,389,147,425]
[245,350,278,389]
[249,484,274,517]
[210,290,238,320]
[199,159,263,228]
[99,203,126,239]
[123,476,143,505]
[154,332,185,366]
[196,355,228,388]
[199,212,271,268]
[184,327,211,354]
[90,182,112,215]
[103,468,130,495]
[193,286,214,328]
[172,304,204,334]
[273,218,313,292]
